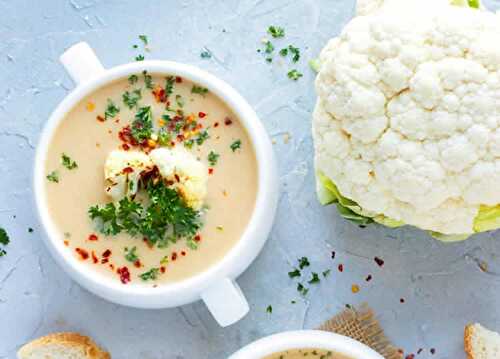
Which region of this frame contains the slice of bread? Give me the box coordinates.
[465,323,500,359]
[17,332,110,359]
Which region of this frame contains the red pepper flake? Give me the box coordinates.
[174,174,180,182]
[331,251,336,259]
[122,143,130,151]
[109,264,115,270]
[117,266,131,284]
[134,260,142,268]
[171,252,178,261]
[224,117,233,126]
[365,274,372,282]
[102,249,112,258]
[152,86,167,103]
[176,134,185,142]
[122,166,134,174]
[175,76,183,83]
[181,251,186,256]
[338,264,344,272]
[101,258,109,264]
[214,122,219,128]
[208,168,214,175]
[405,355,415,359]
[96,115,105,122]
[374,257,385,267]
[400,298,405,303]
[64,240,69,246]
[88,234,98,241]
[198,111,206,118]
[75,248,89,260]
[194,234,201,242]
[91,251,98,264]
[430,349,436,355]
[160,266,166,273]
[143,238,154,249]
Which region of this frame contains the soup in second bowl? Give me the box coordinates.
[44,72,257,286]
[263,348,354,359]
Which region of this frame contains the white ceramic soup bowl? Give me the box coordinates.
[33,42,279,327]
[229,330,385,359]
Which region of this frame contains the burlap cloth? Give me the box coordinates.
[318,304,402,359]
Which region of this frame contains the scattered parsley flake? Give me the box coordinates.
[128,74,139,85]
[105,99,120,120]
[230,139,242,152]
[308,272,320,284]
[297,283,308,296]
[288,45,300,62]
[298,257,310,270]
[287,69,303,81]
[186,237,199,250]
[139,267,160,281]
[196,131,210,146]
[130,106,154,143]
[288,268,301,278]
[264,40,274,54]
[208,151,220,166]
[125,246,139,263]
[267,26,285,38]
[47,171,59,183]
[61,153,78,170]
[143,70,154,89]
[191,85,209,96]
[175,94,185,108]
[28,228,34,233]
[123,89,142,109]
[322,269,331,278]
[139,35,149,45]
[135,54,145,61]
[0,228,9,257]
[200,49,212,59]
[279,48,288,57]
[266,305,273,314]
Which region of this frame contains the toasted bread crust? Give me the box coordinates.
[464,324,477,359]
[18,332,110,359]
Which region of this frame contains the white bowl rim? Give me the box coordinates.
[228,330,385,359]
[33,60,278,305]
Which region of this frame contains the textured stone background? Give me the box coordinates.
[1,0,500,358]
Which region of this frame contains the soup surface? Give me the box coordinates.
[263,348,354,359]
[44,73,257,286]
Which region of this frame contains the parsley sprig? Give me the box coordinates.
[131,106,154,143]
[61,153,78,170]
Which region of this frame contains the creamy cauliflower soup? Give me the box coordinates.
[44,72,257,285]
[263,349,353,359]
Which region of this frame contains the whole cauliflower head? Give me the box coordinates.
[149,147,208,210]
[313,0,500,238]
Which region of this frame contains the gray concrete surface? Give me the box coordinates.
[1,0,500,358]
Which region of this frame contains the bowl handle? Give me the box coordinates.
[201,278,249,327]
[60,42,105,85]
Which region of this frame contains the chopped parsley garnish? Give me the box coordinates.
[264,40,274,54]
[125,246,139,263]
[139,35,149,45]
[208,151,219,166]
[191,85,209,96]
[46,171,59,183]
[165,76,175,97]
[89,179,201,247]
[288,268,301,278]
[175,94,185,108]
[139,267,160,281]
[266,305,273,314]
[130,106,154,143]
[230,139,242,152]
[105,99,120,120]
[298,257,310,269]
[322,269,331,277]
[135,54,145,61]
[297,283,309,296]
[200,49,212,59]
[308,272,320,284]
[287,69,303,81]
[468,0,480,8]
[267,26,285,38]
[61,153,78,170]
[186,237,199,250]
[196,131,210,146]
[143,70,154,89]
[0,228,9,257]
[157,128,172,146]
[128,74,139,85]
[288,45,300,62]
[184,139,194,149]
[122,89,142,109]
[279,48,288,57]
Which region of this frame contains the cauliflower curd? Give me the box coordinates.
[313,0,500,238]
[104,148,208,210]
